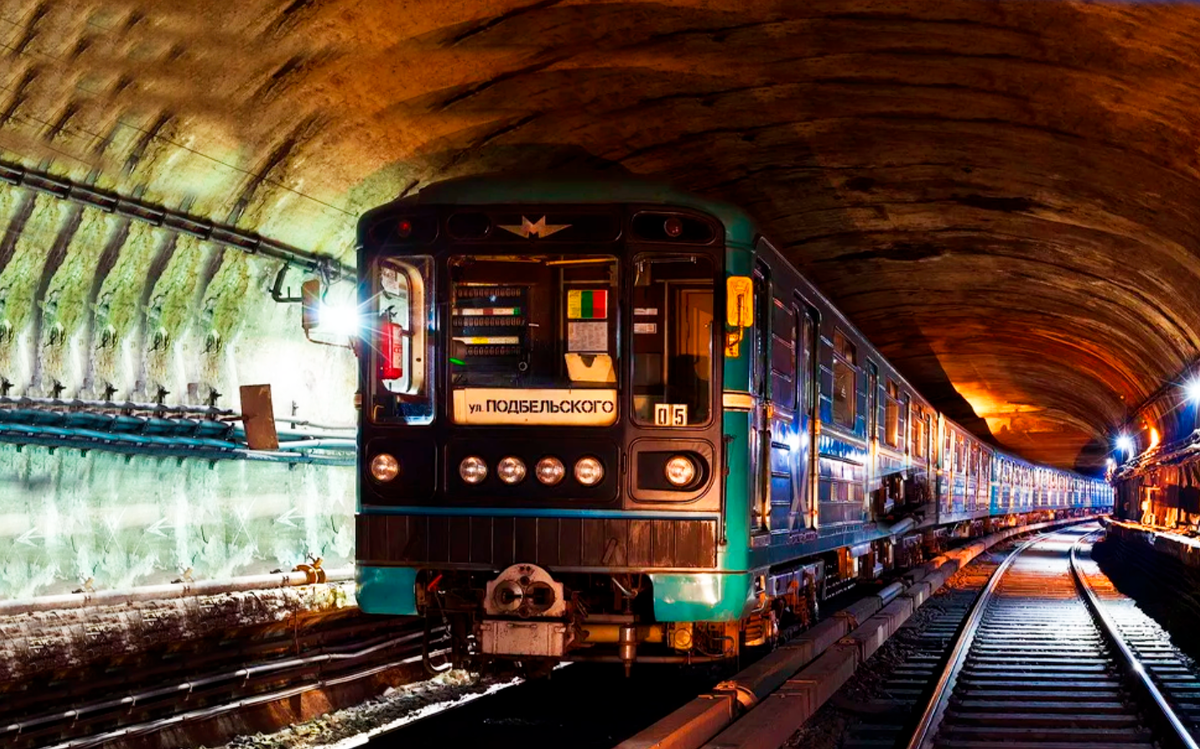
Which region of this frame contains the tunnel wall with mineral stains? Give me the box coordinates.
[0,443,356,599]
[0,176,359,600]
[0,183,358,418]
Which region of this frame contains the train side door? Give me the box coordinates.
[767,297,796,537]
[866,361,879,516]
[788,298,819,531]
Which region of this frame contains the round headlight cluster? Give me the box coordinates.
[574,457,605,486]
[459,455,488,484]
[370,453,400,483]
[458,455,604,486]
[665,455,697,487]
[536,457,565,485]
[497,456,526,485]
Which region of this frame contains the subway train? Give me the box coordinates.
[344,175,1110,673]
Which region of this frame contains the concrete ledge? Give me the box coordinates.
[1104,518,1200,568]
[618,514,1103,749]
[713,644,860,749]
[902,579,934,607]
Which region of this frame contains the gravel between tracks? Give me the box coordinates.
[203,670,517,749]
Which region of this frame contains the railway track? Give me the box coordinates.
[838,559,1000,749]
[7,522,1115,749]
[907,524,1199,749]
[1,611,444,749]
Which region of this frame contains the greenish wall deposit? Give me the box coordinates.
[0,184,360,601]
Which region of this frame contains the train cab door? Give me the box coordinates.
[750,262,772,540]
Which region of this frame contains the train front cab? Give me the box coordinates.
[352,193,780,670]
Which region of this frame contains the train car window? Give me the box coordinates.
[771,299,796,411]
[370,255,435,425]
[832,329,857,429]
[447,254,619,426]
[885,380,901,448]
[912,407,926,459]
[631,253,715,426]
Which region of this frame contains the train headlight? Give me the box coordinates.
[459,456,488,484]
[370,453,400,483]
[665,455,697,487]
[574,457,604,486]
[497,456,527,485]
[536,457,565,485]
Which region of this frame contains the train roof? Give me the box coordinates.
[399,174,760,248]
[384,175,1102,483]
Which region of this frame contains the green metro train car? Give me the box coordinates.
[347,175,1110,673]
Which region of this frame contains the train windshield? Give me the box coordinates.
[448,254,619,426]
[630,254,715,426]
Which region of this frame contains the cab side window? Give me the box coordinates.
[831,329,857,429]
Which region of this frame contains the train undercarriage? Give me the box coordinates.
[411,510,1080,675]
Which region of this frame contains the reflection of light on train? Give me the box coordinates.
[324,176,1109,675]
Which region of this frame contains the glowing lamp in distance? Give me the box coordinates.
[1185,377,1200,404]
[1115,434,1134,455]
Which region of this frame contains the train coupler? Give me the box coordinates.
[478,563,572,658]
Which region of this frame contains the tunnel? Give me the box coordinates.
[1,1,1199,748]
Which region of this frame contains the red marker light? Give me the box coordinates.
[664,217,683,238]
[397,219,413,238]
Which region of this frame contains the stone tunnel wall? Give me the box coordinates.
[0,183,361,600]
[0,445,357,599]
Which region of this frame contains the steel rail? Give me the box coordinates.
[3,626,444,737]
[43,646,454,749]
[1070,531,1200,749]
[5,617,449,749]
[903,533,1045,749]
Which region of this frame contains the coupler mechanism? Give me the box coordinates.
[479,563,571,658]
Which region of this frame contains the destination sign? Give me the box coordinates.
[452,388,618,426]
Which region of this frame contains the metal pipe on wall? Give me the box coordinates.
[0,567,355,617]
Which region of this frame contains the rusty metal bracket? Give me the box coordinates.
[292,557,326,584]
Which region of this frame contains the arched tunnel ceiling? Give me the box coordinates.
[2,0,1199,473]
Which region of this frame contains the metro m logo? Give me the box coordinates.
[497,216,571,239]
